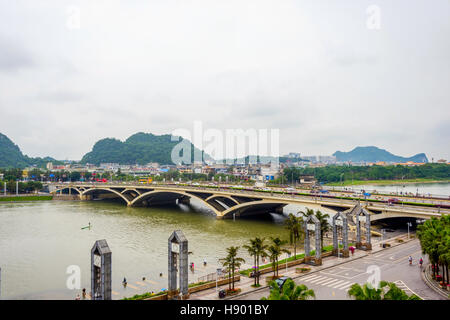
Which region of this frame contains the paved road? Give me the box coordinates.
[232,239,444,300]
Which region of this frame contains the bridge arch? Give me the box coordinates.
[81,188,131,205]
[52,187,82,195]
[130,190,220,216]
[370,211,436,222]
[220,200,288,219]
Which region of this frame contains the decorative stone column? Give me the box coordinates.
[91,239,112,300]
[168,230,189,300]
[332,212,349,258]
[304,215,322,266]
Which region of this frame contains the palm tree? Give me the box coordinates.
[267,237,290,278]
[285,213,303,259]
[348,281,421,300]
[219,246,245,291]
[300,208,331,251]
[243,238,258,286]
[315,210,331,250]
[383,282,421,300]
[261,279,315,300]
[253,237,268,286]
[347,282,384,300]
[299,207,315,218]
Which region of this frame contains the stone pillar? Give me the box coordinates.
[168,230,189,300]
[178,196,191,205]
[332,213,349,258]
[304,215,322,266]
[356,215,362,249]
[304,221,311,264]
[91,239,112,300]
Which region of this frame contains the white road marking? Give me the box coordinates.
[327,280,348,289]
[320,278,343,286]
[301,274,322,281]
[302,275,324,282]
[307,276,329,284]
[340,282,354,290]
[333,281,351,289]
[327,280,346,288]
[393,280,425,300]
[324,279,345,287]
[314,277,335,285]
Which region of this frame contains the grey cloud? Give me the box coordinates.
[0,37,35,72]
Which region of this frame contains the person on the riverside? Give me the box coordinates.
[75,294,81,300]
[123,277,127,287]
[82,288,86,299]
[203,258,207,266]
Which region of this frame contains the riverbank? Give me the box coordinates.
[0,195,53,202]
[325,178,450,187]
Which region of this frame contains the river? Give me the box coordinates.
[1,182,448,300]
[0,199,290,300]
[329,182,450,198]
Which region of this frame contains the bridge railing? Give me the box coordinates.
[50,182,449,214]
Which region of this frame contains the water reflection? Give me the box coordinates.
[0,200,289,299]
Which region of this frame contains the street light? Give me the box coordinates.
[286,252,290,273]
[216,268,222,292]
[407,222,412,239]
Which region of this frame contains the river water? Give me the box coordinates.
[0,199,290,300]
[329,182,450,198]
[1,182,448,300]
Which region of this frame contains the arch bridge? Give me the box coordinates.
[50,183,448,220]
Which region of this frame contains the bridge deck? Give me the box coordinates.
[50,183,449,219]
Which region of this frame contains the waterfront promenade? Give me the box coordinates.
[189,235,445,300]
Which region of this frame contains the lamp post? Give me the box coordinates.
[407,222,412,239]
[286,252,290,273]
[216,268,221,292]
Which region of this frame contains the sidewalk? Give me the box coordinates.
[189,234,414,300]
[422,263,450,299]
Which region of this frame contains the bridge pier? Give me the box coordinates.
[178,196,191,205]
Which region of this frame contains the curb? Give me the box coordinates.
[421,264,449,299]
[225,236,416,300]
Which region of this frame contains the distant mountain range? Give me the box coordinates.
[0,132,430,168]
[81,132,211,165]
[0,133,59,168]
[333,146,428,163]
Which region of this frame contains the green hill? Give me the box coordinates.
[0,133,60,168]
[0,133,29,168]
[333,146,428,163]
[81,132,211,165]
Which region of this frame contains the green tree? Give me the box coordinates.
[285,213,303,259]
[243,239,258,287]
[417,215,449,284]
[348,281,421,300]
[243,237,268,286]
[219,246,245,291]
[267,237,290,278]
[315,210,331,250]
[261,279,315,300]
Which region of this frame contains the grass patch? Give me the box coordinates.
[0,196,53,202]
[122,290,167,300]
[240,245,338,277]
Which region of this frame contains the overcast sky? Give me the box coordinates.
[0,0,449,161]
